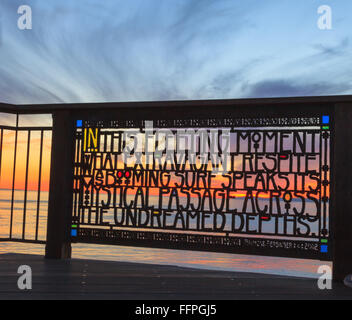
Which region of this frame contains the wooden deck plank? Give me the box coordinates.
[0,253,351,300]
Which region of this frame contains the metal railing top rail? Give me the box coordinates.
[1,95,352,114]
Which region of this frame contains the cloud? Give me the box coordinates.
[0,0,352,104]
[313,37,349,57]
[0,0,259,104]
[243,79,351,98]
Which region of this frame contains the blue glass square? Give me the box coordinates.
[71,229,77,237]
[76,120,83,127]
[320,244,328,253]
[322,115,329,124]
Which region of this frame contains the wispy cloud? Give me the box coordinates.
[313,37,349,56]
[0,0,351,104]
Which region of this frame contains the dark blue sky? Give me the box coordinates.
[0,0,351,104]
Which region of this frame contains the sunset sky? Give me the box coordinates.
[0,1,341,193]
[0,1,336,265]
[0,129,51,191]
[0,0,351,105]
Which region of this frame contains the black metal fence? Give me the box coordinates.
[0,113,51,244]
[0,95,351,281]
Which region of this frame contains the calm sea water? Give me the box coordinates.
[0,189,330,278]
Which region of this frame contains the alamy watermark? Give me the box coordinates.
[0,4,32,47]
[17,265,32,290]
[0,4,334,49]
[17,5,32,30]
[317,265,332,290]
[120,121,231,174]
[0,12,2,47]
[317,5,332,30]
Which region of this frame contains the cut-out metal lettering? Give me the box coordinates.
[72,116,331,260]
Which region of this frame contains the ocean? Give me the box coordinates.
[0,189,331,278]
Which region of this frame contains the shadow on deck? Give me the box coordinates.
[0,253,351,300]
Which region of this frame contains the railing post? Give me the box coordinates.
[332,103,352,281]
[45,110,75,259]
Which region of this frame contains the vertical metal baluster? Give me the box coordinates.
[73,133,79,218]
[323,130,329,232]
[78,131,84,223]
[319,129,322,238]
[35,130,44,241]
[0,128,3,182]
[0,128,3,237]
[9,114,19,239]
[22,130,31,239]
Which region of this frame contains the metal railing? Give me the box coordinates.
[71,115,331,260]
[0,95,352,281]
[0,112,52,243]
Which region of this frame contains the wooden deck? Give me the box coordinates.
[0,253,351,300]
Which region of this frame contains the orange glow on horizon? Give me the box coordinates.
[0,130,52,192]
